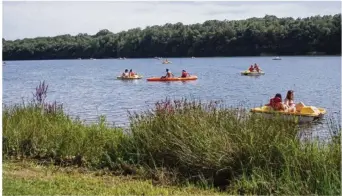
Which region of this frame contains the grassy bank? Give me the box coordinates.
[3,160,222,195]
[2,84,341,195]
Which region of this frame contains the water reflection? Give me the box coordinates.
[117,79,142,84]
[297,114,341,142]
[244,75,262,79]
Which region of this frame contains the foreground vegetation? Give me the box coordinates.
[3,161,222,195]
[3,14,341,60]
[2,82,341,195]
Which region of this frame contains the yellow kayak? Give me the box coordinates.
[250,105,326,123]
[162,61,172,64]
[241,70,265,76]
[117,75,143,80]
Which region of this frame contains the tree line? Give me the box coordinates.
[3,14,341,60]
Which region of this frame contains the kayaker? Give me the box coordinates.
[161,68,174,78]
[181,70,190,78]
[249,65,254,72]
[284,90,306,112]
[122,69,129,77]
[129,69,135,77]
[266,93,285,111]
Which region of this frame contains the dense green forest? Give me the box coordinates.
[3,14,341,60]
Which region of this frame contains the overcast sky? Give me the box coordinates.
[3,1,341,40]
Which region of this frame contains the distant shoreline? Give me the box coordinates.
[2,54,341,62]
[3,14,341,62]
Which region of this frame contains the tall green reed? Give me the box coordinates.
[127,98,340,194]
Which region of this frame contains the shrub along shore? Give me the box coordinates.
[3,14,341,60]
[2,83,341,195]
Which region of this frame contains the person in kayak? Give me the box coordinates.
[129,69,136,77]
[181,70,190,78]
[249,65,254,72]
[122,69,129,77]
[161,68,174,78]
[284,90,306,112]
[266,93,285,111]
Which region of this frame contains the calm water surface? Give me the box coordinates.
[3,57,341,140]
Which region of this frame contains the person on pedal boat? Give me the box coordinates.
[122,69,129,77]
[284,90,306,112]
[248,65,254,72]
[266,93,286,111]
[254,63,261,72]
[129,69,136,77]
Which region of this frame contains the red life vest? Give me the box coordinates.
[269,97,282,110]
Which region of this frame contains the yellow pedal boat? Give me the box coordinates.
[241,70,265,76]
[117,75,143,80]
[250,105,326,123]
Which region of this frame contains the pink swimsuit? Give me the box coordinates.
[285,99,295,107]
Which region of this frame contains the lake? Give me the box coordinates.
[3,57,341,140]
